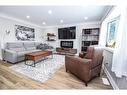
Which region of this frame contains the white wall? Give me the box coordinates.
[0,16,43,59]
[43,22,101,53]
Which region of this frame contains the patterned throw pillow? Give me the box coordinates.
[36,43,53,50]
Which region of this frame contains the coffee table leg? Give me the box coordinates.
[25,58,27,65]
[25,59,36,67]
[33,60,35,67]
[51,54,53,59]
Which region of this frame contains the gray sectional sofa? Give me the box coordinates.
[2,42,43,63]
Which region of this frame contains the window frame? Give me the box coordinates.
[106,16,120,48]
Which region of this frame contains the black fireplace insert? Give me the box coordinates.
[60,41,73,48]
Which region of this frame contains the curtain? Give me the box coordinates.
[112,7,127,77]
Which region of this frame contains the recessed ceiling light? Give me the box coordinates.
[84,17,88,20]
[26,15,30,19]
[48,10,52,14]
[42,22,46,25]
[60,20,63,23]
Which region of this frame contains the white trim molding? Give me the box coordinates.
[101,6,114,22]
[104,66,119,89]
[42,21,101,29]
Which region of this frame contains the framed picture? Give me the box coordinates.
[106,17,119,47]
[15,25,35,41]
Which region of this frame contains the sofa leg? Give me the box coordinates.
[85,82,88,86]
[98,73,100,77]
[66,68,68,72]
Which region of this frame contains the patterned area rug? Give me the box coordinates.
[10,54,65,83]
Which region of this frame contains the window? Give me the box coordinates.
[106,17,119,48]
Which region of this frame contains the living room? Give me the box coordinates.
[0,0,127,94]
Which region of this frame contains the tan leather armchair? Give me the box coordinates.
[65,46,103,86]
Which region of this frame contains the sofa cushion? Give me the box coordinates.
[17,49,41,57]
[23,42,36,50]
[9,47,25,52]
[7,42,24,49]
[17,56,25,62]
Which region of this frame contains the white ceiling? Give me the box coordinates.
[0,6,112,27]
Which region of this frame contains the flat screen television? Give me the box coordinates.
[58,26,76,39]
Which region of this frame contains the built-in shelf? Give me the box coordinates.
[81,28,100,52]
[47,35,56,37]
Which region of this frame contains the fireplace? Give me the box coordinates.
[60,41,73,48]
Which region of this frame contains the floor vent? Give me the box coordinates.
[102,78,110,85]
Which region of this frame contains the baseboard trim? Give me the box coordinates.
[104,67,119,89]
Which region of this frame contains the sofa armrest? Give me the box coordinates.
[3,49,18,63]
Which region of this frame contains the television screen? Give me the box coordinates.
[58,26,76,39]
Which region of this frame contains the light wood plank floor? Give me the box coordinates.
[0,60,112,89]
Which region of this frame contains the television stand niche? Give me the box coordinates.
[56,47,77,56]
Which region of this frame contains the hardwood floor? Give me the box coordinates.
[0,60,112,89]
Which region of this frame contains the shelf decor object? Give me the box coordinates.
[47,33,56,41]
